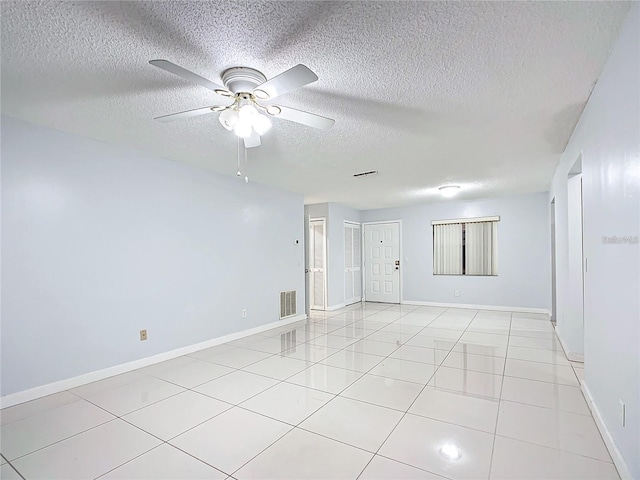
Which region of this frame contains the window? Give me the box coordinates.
[432,216,499,276]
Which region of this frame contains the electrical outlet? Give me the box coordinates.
[620,399,626,427]
[139,329,148,341]
[454,290,460,297]
[242,309,247,318]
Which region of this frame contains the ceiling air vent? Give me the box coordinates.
[353,170,379,178]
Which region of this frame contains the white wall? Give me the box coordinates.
[549,4,639,477]
[361,192,550,310]
[1,116,305,397]
[304,202,361,309]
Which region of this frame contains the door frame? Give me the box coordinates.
[344,220,363,305]
[362,220,403,304]
[309,217,327,311]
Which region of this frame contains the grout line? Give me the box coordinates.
[487,311,512,480]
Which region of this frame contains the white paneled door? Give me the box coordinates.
[309,218,326,310]
[344,222,362,305]
[364,222,400,303]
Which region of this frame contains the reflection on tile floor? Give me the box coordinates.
[0,303,617,480]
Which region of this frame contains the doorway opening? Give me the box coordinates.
[308,217,327,311]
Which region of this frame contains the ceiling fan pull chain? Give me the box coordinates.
[244,144,249,183]
[236,136,242,177]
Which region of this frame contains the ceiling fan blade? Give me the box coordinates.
[270,105,335,130]
[253,64,318,100]
[149,60,231,96]
[154,106,222,123]
[244,131,262,148]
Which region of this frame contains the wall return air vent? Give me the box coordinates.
[280,290,297,319]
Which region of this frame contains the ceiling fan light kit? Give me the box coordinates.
[149,60,335,149]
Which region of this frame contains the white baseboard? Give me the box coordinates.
[401,300,550,315]
[0,313,307,409]
[326,303,346,311]
[581,382,632,479]
[554,327,585,362]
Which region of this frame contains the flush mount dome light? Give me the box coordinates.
[440,443,461,460]
[438,185,461,198]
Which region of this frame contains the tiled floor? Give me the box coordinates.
[0,303,618,480]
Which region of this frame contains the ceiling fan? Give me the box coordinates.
[149,60,335,148]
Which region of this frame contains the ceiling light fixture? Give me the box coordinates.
[440,443,461,460]
[219,102,272,139]
[438,185,461,198]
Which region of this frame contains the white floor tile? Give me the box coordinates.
[441,351,505,375]
[207,347,272,369]
[1,398,115,460]
[0,391,79,426]
[242,355,311,380]
[330,325,376,339]
[507,346,569,365]
[390,345,448,365]
[490,435,618,480]
[379,323,424,335]
[509,328,557,339]
[12,419,161,480]
[409,387,499,433]
[169,407,291,474]
[310,333,360,349]
[234,428,373,479]
[240,382,333,425]
[349,339,401,357]
[321,349,384,372]
[367,311,405,323]
[395,314,437,327]
[504,359,578,386]
[354,319,394,331]
[286,364,363,394]
[428,366,503,399]
[0,464,22,480]
[420,327,465,340]
[70,371,146,398]
[496,400,612,462]
[450,342,507,357]
[123,390,232,440]
[500,376,590,415]
[359,455,444,479]
[369,358,436,384]
[73,376,185,416]
[406,335,456,350]
[299,396,403,452]
[508,335,562,350]
[459,331,509,346]
[379,414,494,480]
[279,343,340,362]
[141,357,235,388]
[366,330,414,345]
[193,370,279,404]
[101,443,227,479]
[341,374,423,411]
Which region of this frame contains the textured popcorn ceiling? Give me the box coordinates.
[0,1,631,209]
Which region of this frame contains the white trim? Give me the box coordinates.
[401,300,550,315]
[581,382,631,480]
[554,327,585,362]
[362,220,403,304]
[431,216,500,225]
[326,303,346,311]
[0,314,307,409]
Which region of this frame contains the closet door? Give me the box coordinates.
[344,222,362,305]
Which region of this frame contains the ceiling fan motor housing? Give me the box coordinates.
[221,67,267,94]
